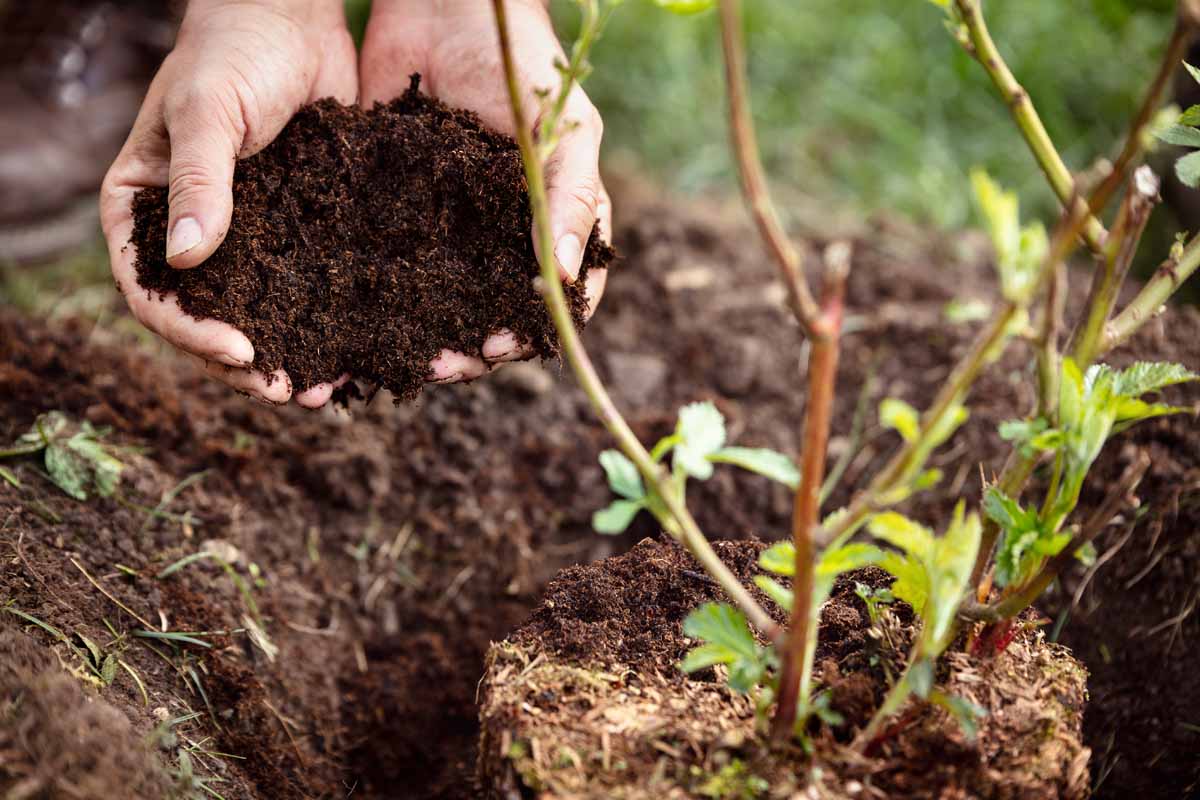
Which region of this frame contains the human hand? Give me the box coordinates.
[360,0,611,382]
[100,0,358,407]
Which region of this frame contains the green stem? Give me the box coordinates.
[954,0,1107,253]
[0,443,45,459]
[490,0,776,639]
[1103,231,1200,354]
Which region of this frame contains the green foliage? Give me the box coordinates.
[854,582,895,626]
[989,360,1196,588]
[880,398,920,443]
[679,602,767,693]
[869,504,981,656]
[695,759,769,800]
[1,411,124,501]
[592,402,798,534]
[1157,63,1200,187]
[970,169,1048,303]
[654,0,714,15]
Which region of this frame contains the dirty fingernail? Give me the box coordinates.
[166,216,203,261]
[554,233,583,282]
[483,330,520,361]
[214,352,252,368]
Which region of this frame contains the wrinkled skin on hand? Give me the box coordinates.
[102,0,609,407]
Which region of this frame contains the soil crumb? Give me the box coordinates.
[130,75,613,400]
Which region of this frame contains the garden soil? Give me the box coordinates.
[1,177,1197,798]
[130,78,612,400]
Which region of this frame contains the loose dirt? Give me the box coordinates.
[1,178,1197,798]
[130,76,613,400]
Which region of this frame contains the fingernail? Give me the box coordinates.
[554,233,583,282]
[166,216,203,261]
[214,352,252,368]
[431,372,463,385]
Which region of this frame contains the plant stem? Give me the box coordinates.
[1035,257,1066,418]
[1070,167,1160,366]
[770,245,848,743]
[962,453,1149,623]
[0,443,45,459]
[953,0,1107,253]
[490,0,777,639]
[1103,230,1200,354]
[1087,18,1191,216]
[854,654,919,750]
[717,0,825,338]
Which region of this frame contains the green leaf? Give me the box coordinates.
[868,513,934,563]
[1186,61,1200,87]
[100,654,118,685]
[880,398,920,443]
[680,602,765,694]
[1075,541,1098,567]
[969,168,1043,301]
[77,633,103,666]
[682,602,757,658]
[598,449,644,500]
[944,298,992,324]
[1179,104,1200,127]
[909,658,934,699]
[817,542,883,581]
[1158,123,1200,148]
[877,550,928,613]
[708,447,800,488]
[592,499,644,534]
[758,541,795,576]
[753,575,793,611]
[45,443,90,500]
[674,402,726,480]
[1178,150,1200,188]
[1112,362,1198,398]
[652,0,714,14]
[65,435,123,498]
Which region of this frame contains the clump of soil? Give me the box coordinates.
[130,75,613,400]
[480,538,1090,799]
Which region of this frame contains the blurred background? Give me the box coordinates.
[0,0,1187,287]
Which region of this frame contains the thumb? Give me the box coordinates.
[542,98,604,284]
[162,91,241,268]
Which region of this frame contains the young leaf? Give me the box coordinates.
[0,466,19,489]
[45,443,91,501]
[1179,104,1200,127]
[758,541,795,576]
[868,513,934,563]
[592,499,644,535]
[1186,61,1200,87]
[674,401,727,480]
[1178,150,1200,188]
[880,398,920,443]
[908,658,934,699]
[1111,362,1198,398]
[680,602,764,693]
[753,575,793,611]
[708,446,800,488]
[598,449,645,500]
[1157,123,1200,149]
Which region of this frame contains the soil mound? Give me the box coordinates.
[130,75,613,400]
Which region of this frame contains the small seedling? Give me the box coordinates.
[0,410,124,501]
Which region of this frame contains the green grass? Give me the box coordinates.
[566,0,1175,229]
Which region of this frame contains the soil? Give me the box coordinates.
[129,75,613,400]
[479,538,1090,799]
[0,177,1197,798]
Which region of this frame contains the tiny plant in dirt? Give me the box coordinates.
[489,0,1200,774]
[0,410,124,501]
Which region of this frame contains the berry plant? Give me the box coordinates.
[491,0,1200,750]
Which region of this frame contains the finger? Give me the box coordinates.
[160,85,243,268]
[103,188,257,366]
[295,374,351,409]
[542,93,604,284]
[357,2,427,106]
[428,349,487,383]
[309,8,359,104]
[585,268,608,320]
[203,362,293,405]
[482,330,534,363]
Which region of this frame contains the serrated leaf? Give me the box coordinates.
[1178,150,1200,188]
[753,575,793,611]
[1187,62,1200,87]
[880,398,920,443]
[708,447,800,488]
[592,499,644,534]
[1112,361,1198,397]
[679,642,736,672]
[1158,123,1200,148]
[653,0,714,14]
[682,602,757,659]
[877,550,928,612]
[818,543,883,580]
[868,513,934,563]
[598,449,644,500]
[758,541,795,576]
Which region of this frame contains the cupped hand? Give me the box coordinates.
[100,0,357,408]
[360,0,611,382]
